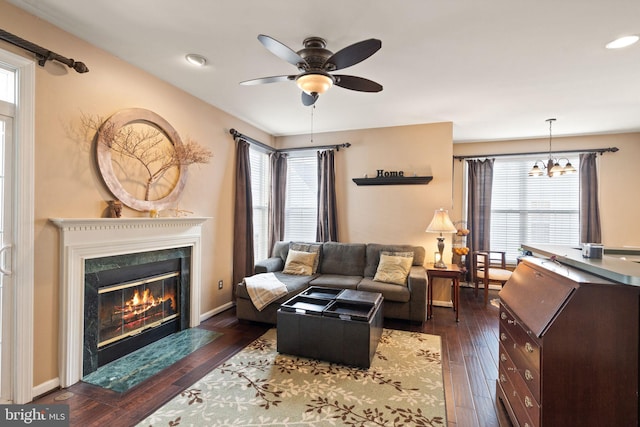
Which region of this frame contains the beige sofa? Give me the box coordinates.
[235,241,427,324]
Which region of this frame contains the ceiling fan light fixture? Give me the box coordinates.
[605,35,639,49]
[296,72,334,95]
[185,53,207,67]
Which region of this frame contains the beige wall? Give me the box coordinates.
[276,122,456,256]
[452,132,640,247]
[1,1,273,388]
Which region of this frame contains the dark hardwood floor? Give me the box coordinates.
[34,287,511,427]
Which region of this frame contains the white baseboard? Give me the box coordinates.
[32,378,60,401]
[200,301,235,322]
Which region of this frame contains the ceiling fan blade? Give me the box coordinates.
[324,39,381,71]
[301,91,318,106]
[240,75,296,85]
[258,34,308,68]
[334,75,383,92]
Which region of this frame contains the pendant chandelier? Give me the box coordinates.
[528,118,577,177]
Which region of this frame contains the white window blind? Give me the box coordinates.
[284,153,317,242]
[249,147,270,261]
[490,155,580,264]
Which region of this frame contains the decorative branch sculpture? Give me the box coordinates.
[81,111,212,205]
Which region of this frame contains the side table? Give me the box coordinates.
[427,264,462,322]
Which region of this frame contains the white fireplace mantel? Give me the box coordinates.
[50,217,209,387]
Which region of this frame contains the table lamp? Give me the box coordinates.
[426,208,457,268]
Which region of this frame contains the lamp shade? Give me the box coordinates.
[296,72,334,94]
[426,208,457,233]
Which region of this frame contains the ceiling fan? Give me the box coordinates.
[240,34,383,106]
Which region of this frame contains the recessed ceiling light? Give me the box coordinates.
[185,53,207,66]
[605,35,639,49]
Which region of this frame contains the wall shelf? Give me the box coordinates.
[352,176,433,186]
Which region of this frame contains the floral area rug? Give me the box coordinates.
[137,328,446,427]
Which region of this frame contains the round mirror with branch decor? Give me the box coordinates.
[95,108,210,212]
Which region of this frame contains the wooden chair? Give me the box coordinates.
[472,251,512,304]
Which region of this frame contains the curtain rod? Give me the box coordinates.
[229,128,351,153]
[0,28,89,73]
[453,146,619,161]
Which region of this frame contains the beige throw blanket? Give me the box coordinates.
[244,272,288,311]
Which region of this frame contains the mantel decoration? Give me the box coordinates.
[88,108,212,212]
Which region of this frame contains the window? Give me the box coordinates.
[0,67,15,103]
[284,153,317,242]
[249,147,270,261]
[489,155,580,263]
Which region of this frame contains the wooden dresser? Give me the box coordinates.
[497,257,639,427]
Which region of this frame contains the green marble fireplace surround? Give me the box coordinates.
[83,247,191,377]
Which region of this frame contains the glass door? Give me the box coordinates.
[0,66,15,403]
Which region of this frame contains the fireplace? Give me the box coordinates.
[51,217,208,387]
[83,249,191,376]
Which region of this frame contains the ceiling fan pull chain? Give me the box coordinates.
[310,105,315,144]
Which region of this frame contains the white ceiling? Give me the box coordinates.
[7,0,640,142]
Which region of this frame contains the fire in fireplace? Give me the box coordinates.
[98,272,179,347]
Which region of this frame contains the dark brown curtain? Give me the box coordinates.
[232,138,254,296]
[316,150,338,242]
[268,152,287,253]
[579,152,602,243]
[467,158,495,255]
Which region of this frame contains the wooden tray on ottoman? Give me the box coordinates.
[277,287,383,368]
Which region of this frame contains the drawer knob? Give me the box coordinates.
[525,369,534,381]
[500,333,507,341]
[524,395,534,408]
[500,353,507,362]
[500,374,506,383]
[525,342,534,353]
[501,312,507,320]
[508,319,517,326]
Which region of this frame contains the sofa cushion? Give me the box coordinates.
[282,249,317,275]
[364,244,425,278]
[272,241,292,261]
[320,242,366,276]
[309,274,362,290]
[290,242,322,273]
[373,252,414,286]
[357,277,411,303]
[236,272,313,300]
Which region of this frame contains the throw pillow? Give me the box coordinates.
[290,242,322,274]
[282,249,317,276]
[381,250,414,260]
[373,252,414,286]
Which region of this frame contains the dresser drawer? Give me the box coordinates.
[499,347,539,427]
[499,326,541,402]
[500,304,541,400]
